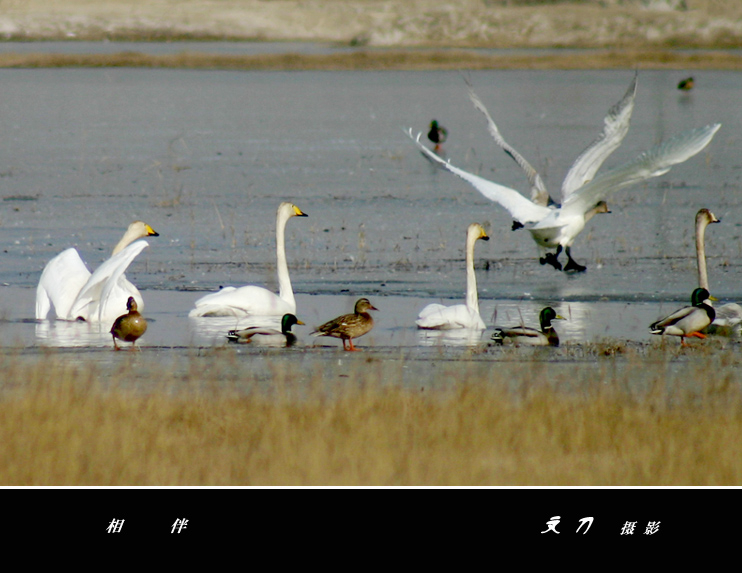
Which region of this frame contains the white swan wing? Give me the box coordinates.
[713,303,742,328]
[408,130,553,225]
[562,123,721,217]
[561,72,638,201]
[189,285,295,318]
[416,303,485,330]
[467,86,551,207]
[35,248,92,320]
[70,239,149,323]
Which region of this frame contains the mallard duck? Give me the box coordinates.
[36,221,159,324]
[491,307,565,347]
[189,202,307,317]
[226,313,304,347]
[408,73,721,273]
[650,287,717,345]
[427,120,447,152]
[111,296,147,350]
[311,298,377,351]
[416,223,489,330]
[694,208,742,333]
[678,77,695,91]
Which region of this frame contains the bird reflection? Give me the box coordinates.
[35,319,113,347]
[416,328,484,347]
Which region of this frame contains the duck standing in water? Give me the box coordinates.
[427,120,448,153]
[226,314,304,347]
[678,77,695,91]
[491,307,565,347]
[311,298,378,351]
[650,287,716,345]
[111,296,147,350]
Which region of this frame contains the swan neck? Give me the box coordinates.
[696,218,710,291]
[584,205,601,224]
[112,228,138,255]
[275,210,295,307]
[465,231,479,314]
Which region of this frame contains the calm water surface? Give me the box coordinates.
[1,62,741,352]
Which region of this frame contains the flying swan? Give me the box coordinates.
[36,221,159,324]
[416,222,489,330]
[189,202,307,318]
[408,75,721,272]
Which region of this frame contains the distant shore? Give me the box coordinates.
[1,47,742,71]
[1,1,741,70]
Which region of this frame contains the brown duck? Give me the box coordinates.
[311,298,377,351]
[111,296,148,350]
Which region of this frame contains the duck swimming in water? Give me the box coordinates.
[226,313,304,347]
[491,307,565,347]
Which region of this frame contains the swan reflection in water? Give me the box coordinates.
[417,328,485,347]
[35,319,115,348]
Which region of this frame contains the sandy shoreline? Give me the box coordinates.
[0,1,741,70]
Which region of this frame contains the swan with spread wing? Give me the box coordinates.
[36,221,159,324]
[409,74,721,272]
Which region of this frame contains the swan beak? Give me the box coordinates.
[481,234,490,241]
[293,206,308,217]
[145,224,159,236]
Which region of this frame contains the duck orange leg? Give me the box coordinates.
[686,331,707,339]
[344,338,360,351]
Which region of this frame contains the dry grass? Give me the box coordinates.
[2,348,742,486]
[3,48,742,71]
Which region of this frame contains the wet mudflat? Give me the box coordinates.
[1,64,741,364]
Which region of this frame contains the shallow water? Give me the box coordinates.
[1,63,741,352]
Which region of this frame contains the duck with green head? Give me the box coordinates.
[491,306,565,347]
[226,313,304,347]
[650,287,716,345]
[427,120,448,152]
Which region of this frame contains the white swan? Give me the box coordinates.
[189,202,307,318]
[695,208,742,333]
[409,76,721,273]
[416,222,489,330]
[36,221,159,324]
[466,73,638,210]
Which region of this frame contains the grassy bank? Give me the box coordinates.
[2,347,742,486]
[3,48,742,71]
